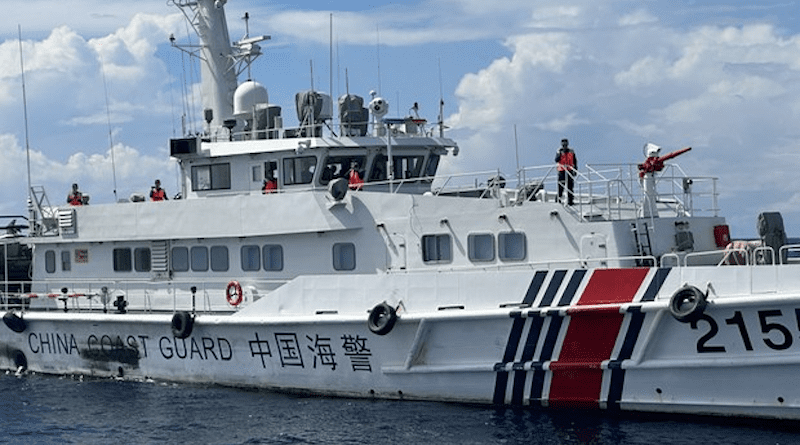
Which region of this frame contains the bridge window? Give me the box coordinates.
[283,156,316,185]
[320,155,366,185]
[422,234,452,263]
[191,163,231,191]
[468,234,495,262]
[369,155,424,181]
[499,232,526,261]
[425,154,440,177]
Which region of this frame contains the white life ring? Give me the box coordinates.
[226,281,243,306]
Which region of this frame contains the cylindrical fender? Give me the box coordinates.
[226,281,243,306]
[669,285,707,323]
[367,302,398,335]
[12,349,27,371]
[171,311,194,339]
[2,312,26,333]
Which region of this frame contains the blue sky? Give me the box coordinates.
[2,1,800,237]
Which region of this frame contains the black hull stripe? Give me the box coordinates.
[641,268,670,302]
[606,308,646,409]
[523,271,548,305]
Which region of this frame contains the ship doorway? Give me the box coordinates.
[580,234,607,267]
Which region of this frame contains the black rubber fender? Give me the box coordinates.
[171,311,194,339]
[2,312,26,333]
[368,302,398,335]
[669,285,707,323]
[12,349,27,371]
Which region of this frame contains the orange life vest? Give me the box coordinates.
[151,188,167,201]
[557,150,576,172]
[348,169,363,190]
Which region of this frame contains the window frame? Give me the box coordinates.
[332,242,356,271]
[422,234,452,264]
[467,233,495,263]
[498,231,527,262]
[113,248,133,272]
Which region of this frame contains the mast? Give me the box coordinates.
[170,0,268,137]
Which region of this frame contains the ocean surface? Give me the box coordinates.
[1,373,798,444]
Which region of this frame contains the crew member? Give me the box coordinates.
[150,179,168,201]
[67,183,84,206]
[348,160,364,190]
[555,138,577,205]
[262,170,278,194]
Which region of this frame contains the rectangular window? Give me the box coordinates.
[61,251,71,271]
[422,234,451,263]
[241,245,260,271]
[368,155,424,181]
[134,248,151,272]
[113,248,132,272]
[252,165,262,182]
[333,243,356,271]
[45,250,56,273]
[210,246,229,272]
[191,163,231,191]
[283,156,317,185]
[468,234,495,262]
[171,247,189,272]
[263,244,284,271]
[320,155,366,185]
[499,232,527,261]
[191,246,208,272]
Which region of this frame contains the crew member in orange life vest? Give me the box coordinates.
[150,179,168,201]
[67,183,84,206]
[348,160,364,190]
[555,138,577,205]
[262,169,277,194]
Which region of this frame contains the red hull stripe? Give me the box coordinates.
[547,268,649,408]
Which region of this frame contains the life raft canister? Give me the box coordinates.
[669,285,707,323]
[226,280,243,306]
[367,302,398,335]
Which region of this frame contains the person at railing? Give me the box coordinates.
[67,183,85,206]
[150,179,169,201]
[555,138,577,205]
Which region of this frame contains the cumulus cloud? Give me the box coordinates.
[445,3,800,235]
[0,12,183,214]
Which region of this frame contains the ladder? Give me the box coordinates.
[631,220,654,266]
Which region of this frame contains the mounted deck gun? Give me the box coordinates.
[638,144,692,178]
[637,143,692,217]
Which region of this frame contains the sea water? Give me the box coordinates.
[0,373,798,444]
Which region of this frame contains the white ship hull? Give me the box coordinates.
[6,265,800,419]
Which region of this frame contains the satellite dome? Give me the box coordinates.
[234,80,269,116]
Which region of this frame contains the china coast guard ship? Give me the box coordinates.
[3,0,800,420]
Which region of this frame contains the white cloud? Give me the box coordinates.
[447,4,800,235]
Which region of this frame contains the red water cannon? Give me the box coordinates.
[638,145,692,178]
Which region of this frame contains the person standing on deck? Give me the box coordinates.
[67,183,84,205]
[150,179,168,201]
[555,138,577,205]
